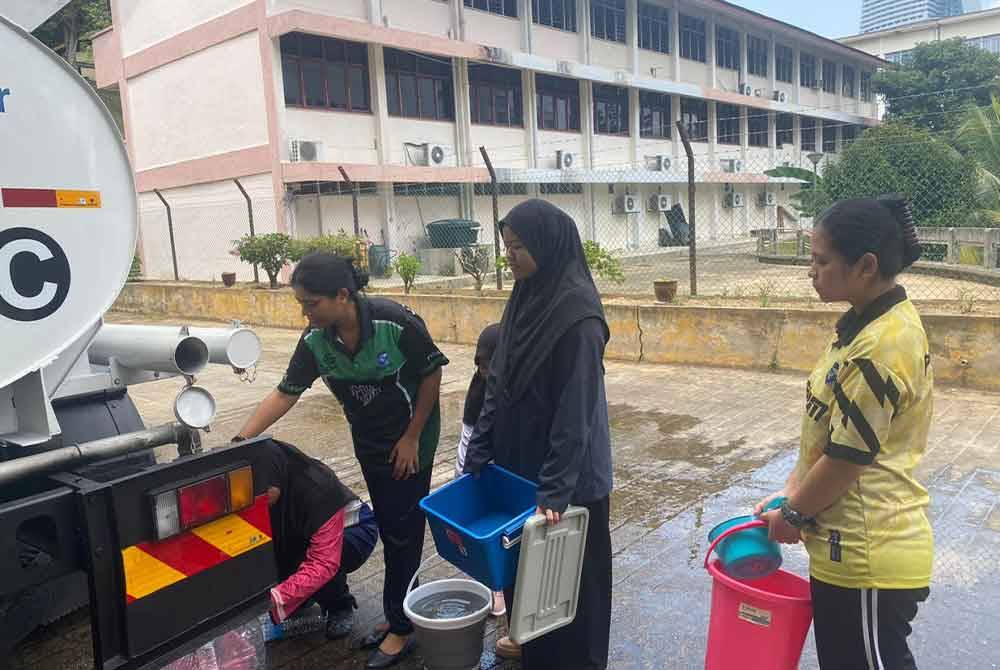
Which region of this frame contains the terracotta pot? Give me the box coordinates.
[221,271,237,287]
[653,279,678,303]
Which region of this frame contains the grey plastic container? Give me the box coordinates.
[403,574,491,670]
[509,505,590,645]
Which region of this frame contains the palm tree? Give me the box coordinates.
[958,95,1000,226]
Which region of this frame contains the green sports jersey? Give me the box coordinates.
[278,296,449,474]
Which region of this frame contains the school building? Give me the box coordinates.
[93,0,882,280]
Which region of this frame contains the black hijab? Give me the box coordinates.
[463,323,501,425]
[493,200,608,403]
[253,440,356,569]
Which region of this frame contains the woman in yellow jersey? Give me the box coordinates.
[755,195,932,670]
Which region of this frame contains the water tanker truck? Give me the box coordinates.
[0,12,278,668]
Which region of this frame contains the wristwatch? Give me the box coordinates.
[780,500,811,528]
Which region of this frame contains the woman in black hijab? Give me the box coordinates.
[464,200,613,669]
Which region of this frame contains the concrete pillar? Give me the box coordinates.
[369,45,391,165]
[671,2,681,81]
[792,114,801,160]
[671,93,681,161]
[453,59,472,167]
[768,33,777,93]
[630,87,641,164]
[524,69,539,168]
[791,41,799,104]
[582,80,595,167]
[739,105,749,162]
[580,0,592,65]
[768,110,777,163]
[738,30,748,85]
[520,0,532,52]
[627,0,639,74]
[708,100,717,161]
[707,16,717,89]
[817,56,825,112]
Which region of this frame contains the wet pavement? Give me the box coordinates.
[11,315,1000,670]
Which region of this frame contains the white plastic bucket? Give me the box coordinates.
[403,570,491,670]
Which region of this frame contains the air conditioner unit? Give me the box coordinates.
[723,182,734,193]
[556,150,575,170]
[754,88,764,97]
[772,90,787,103]
[615,194,640,214]
[757,191,777,207]
[483,46,511,64]
[289,139,324,163]
[646,154,670,171]
[740,83,753,96]
[425,143,447,166]
[725,192,745,208]
[721,158,743,173]
[648,194,671,212]
[557,60,573,75]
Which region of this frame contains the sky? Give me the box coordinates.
[725,0,864,39]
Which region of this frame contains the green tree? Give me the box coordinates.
[958,94,1000,225]
[393,253,421,294]
[821,123,978,228]
[32,0,112,73]
[874,38,1000,137]
[233,233,294,289]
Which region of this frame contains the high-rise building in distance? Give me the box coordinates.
[861,0,982,33]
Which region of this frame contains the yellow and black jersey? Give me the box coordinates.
[796,286,934,590]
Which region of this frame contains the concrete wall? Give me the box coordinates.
[284,108,380,164]
[116,0,254,55]
[464,8,522,51]
[843,11,1000,58]
[111,283,1000,393]
[270,0,368,19]
[127,32,268,171]
[292,193,383,239]
[533,24,582,61]
[382,0,452,38]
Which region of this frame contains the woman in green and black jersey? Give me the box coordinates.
[236,254,448,669]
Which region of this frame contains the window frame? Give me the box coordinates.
[540,183,584,195]
[638,1,670,54]
[281,33,371,114]
[801,117,817,152]
[532,0,578,32]
[393,182,462,197]
[800,52,817,88]
[639,90,672,140]
[747,35,768,78]
[680,97,708,142]
[860,71,873,102]
[748,109,768,148]
[463,0,518,18]
[473,183,529,196]
[775,44,793,84]
[384,48,455,122]
[776,113,793,147]
[822,61,837,94]
[716,103,741,146]
[468,63,524,128]
[591,0,626,43]
[841,124,858,147]
[715,25,740,71]
[842,65,856,98]
[536,73,581,132]
[593,83,630,136]
[822,120,837,153]
[679,14,707,63]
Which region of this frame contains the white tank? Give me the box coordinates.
[0,15,137,390]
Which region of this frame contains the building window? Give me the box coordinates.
[469,63,523,127]
[640,90,672,139]
[801,117,817,152]
[716,103,741,146]
[591,0,626,43]
[966,33,1000,55]
[800,53,817,88]
[281,33,370,113]
[860,71,872,102]
[474,183,528,195]
[536,73,580,132]
[540,183,584,194]
[532,0,577,32]
[680,97,708,142]
[776,113,793,147]
[823,120,837,153]
[748,110,768,147]
[841,124,858,147]
[842,65,856,98]
[884,50,912,65]
[393,183,462,197]
[822,61,837,94]
[464,0,517,17]
[775,44,793,83]
[715,26,740,71]
[384,48,454,121]
[747,35,768,77]
[296,181,378,195]
[679,14,707,63]
[638,2,670,54]
[593,84,629,136]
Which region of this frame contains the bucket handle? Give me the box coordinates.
[406,554,440,600]
[500,510,540,550]
[703,519,768,571]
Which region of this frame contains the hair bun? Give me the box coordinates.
[878,194,922,268]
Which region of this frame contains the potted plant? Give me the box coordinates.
[233,233,294,289]
[221,271,237,287]
[653,279,678,303]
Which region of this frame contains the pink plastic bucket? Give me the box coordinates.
[704,522,813,670]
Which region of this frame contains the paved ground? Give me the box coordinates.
[11,316,1000,670]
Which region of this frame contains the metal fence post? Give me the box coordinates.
[479,146,503,290]
[232,178,259,284]
[676,121,697,296]
[338,166,361,237]
[153,189,178,281]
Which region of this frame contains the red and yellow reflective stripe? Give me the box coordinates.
[122,494,272,604]
[1,187,101,208]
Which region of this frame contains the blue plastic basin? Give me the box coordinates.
[706,497,785,580]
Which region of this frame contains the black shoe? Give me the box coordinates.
[358,628,389,650]
[365,637,416,669]
[325,607,354,641]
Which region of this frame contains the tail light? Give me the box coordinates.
[151,465,254,540]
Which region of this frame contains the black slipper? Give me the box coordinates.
[358,628,389,650]
[365,637,416,669]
